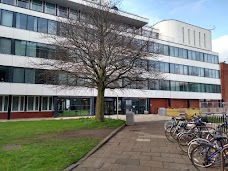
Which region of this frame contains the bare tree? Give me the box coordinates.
[39,1,162,121]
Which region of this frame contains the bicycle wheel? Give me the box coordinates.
[191,143,217,169]
[178,132,195,153]
[164,120,175,131]
[165,125,176,142]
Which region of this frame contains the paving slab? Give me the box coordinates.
[72,118,221,171]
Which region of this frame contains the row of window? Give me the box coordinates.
[0,9,57,34]
[0,38,220,80]
[0,8,219,64]
[1,0,69,17]
[154,43,219,64]
[0,65,221,94]
[0,96,53,112]
[124,79,220,93]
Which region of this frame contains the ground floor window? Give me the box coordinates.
[42,97,53,111]
[27,96,39,111]
[0,96,8,112]
[12,96,25,111]
[58,98,90,116]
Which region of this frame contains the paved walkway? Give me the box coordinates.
[73,120,220,171]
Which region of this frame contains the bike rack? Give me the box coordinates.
[221,144,228,171]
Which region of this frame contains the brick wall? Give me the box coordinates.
[150,99,168,114]
[220,63,228,102]
[189,100,199,108]
[0,112,53,120]
[170,99,188,108]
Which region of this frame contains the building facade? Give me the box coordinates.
[220,62,228,102]
[0,0,221,119]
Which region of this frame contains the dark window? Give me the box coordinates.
[164,63,169,73]
[47,45,56,59]
[38,18,48,33]
[2,0,15,5]
[18,0,29,8]
[16,13,27,30]
[58,6,68,17]
[170,81,176,91]
[69,9,78,20]
[48,20,57,35]
[36,43,47,58]
[164,45,169,56]
[13,67,25,83]
[45,2,56,15]
[0,66,11,82]
[148,42,154,53]
[1,10,13,27]
[170,63,175,74]
[32,0,43,12]
[160,80,170,91]
[0,37,12,54]
[27,16,37,31]
[25,68,35,83]
[26,42,37,57]
[15,40,26,56]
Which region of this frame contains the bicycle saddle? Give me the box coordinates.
[213,134,227,141]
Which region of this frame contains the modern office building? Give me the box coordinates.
[0,0,221,119]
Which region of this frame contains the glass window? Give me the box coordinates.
[47,45,56,59]
[42,97,48,110]
[1,10,13,27]
[2,0,15,5]
[199,52,204,62]
[163,45,169,56]
[45,2,56,15]
[20,96,24,111]
[160,80,170,91]
[69,9,78,20]
[187,50,190,59]
[0,96,2,111]
[183,49,188,59]
[207,54,212,63]
[195,52,200,61]
[201,84,205,92]
[4,96,8,111]
[170,63,175,74]
[170,46,175,57]
[27,96,34,111]
[18,0,29,8]
[217,85,221,93]
[170,81,176,91]
[0,66,11,82]
[12,96,19,111]
[36,43,47,58]
[16,13,27,30]
[38,18,48,33]
[48,20,57,35]
[215,56,219,64]
[0,9,1,25]
[26,42,37,57]
[174,47,178,57]
[58,6,68,17]
[175,81,180,91]
[174,64,180,74]
[183,66,188,75]
[15,40,26,56]
[35,97,39,110]
[200,68,204,77]
[179,65,184,75]
[164,63,169,73]
[204,54,208,62]
[32,0,43,12]
[148,42,154,53]
[27,16,37,31]
[205,68,209,77]
[49,97,53,110]
[179,48,183,58]
[192,51,196,60]
[0,38,12,54]
[25,68,35,83]
[13,68,25,83]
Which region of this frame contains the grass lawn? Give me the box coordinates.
[0,118,124,171]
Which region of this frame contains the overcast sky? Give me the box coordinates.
[120,0,228,62]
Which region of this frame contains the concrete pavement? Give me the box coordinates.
[72,119,220,171]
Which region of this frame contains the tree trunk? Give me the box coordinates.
[95,84,105,122]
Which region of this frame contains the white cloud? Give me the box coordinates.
[212,35,228,62]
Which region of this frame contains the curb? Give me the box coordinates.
[63,124,126,171]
